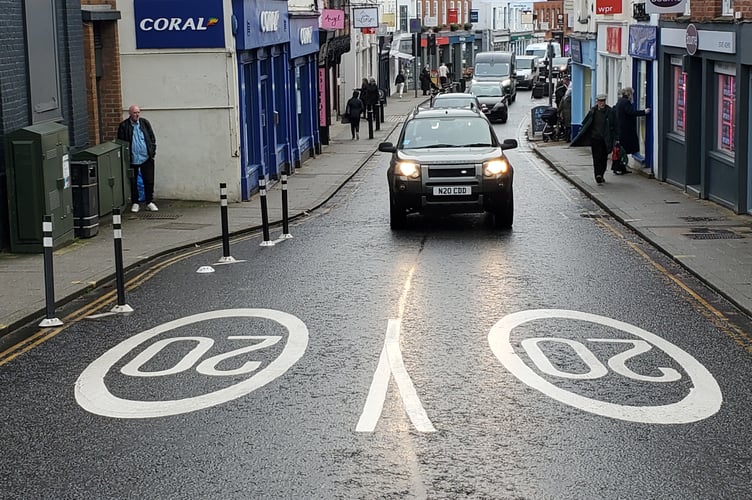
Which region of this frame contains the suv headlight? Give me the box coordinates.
[501,79,511,87]
[396,161,420,178]
[483,158,510,176]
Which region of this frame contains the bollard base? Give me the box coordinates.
[280,233,294,239]
[111,304,134,314]
[197,265,216,273]
[39,317,63,328]
[217,256,240,264]
[260,240,276,247]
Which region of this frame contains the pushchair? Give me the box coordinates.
[541,106,566,142]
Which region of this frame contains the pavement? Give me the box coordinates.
[2,91,751,342]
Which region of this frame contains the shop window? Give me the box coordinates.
[672,65,686,136]
[717,73,735,155]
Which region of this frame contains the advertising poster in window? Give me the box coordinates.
[673,67,686,136]
[717,74,735,154]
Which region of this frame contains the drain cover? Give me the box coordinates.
[131,212,181,220]
[683,229,743,240]
[680,216,726,223]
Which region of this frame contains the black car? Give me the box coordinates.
[466,81,508,123]
[378,107,518,229]
[431,92,486,115]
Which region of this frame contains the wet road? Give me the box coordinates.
[1,92,752,499]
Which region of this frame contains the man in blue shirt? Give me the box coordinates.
[117,104,158,212]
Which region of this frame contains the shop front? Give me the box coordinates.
[628,24,657,170]
[569,37,597,139]
[289,14,321,172]
[234,0,291,199]
[659,23,746,212]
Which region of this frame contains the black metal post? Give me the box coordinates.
[379,100,385,123]
[110,208,133,313]
[367,109,374,139]
[375,102,381,131]
[259,177,273,246]
[39,215,61,327]
[281,173,292,239]
[220,183,230,258]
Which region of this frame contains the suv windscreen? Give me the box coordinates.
[401,117,495,149]
[474,62,510,78]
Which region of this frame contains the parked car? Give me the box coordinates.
[378,107,518,229]
[466,81,508,123]
[431,92,485,115]
[515,55,540,89]
[551,57,572,78]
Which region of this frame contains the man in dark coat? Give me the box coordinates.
[363,77,379,115]
[420,66,431,95]
[613,86,650,174]
[571,93,618,184]
[344,91,364,140]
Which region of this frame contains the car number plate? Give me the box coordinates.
[433,186,471,196]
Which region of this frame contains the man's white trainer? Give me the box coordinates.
[146,202,159,212]
[131,203,140,213]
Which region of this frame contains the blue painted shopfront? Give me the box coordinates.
[233,0,291,199]
[289,15,320,172]
[570,38,598,139]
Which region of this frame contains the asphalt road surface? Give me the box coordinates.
[1,91,751,499]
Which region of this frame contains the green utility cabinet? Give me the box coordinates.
[5,122,74,253]
[72,141,129,217]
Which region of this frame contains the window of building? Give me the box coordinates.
[433,1,438,18]
[722,0,733,16]
[672,65,686,136]
[716,63,736,156]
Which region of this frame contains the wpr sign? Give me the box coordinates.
[134,0,224,49]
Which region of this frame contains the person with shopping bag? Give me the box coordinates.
[613,87,651,175]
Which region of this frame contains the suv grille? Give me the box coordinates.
[427,165,477,178]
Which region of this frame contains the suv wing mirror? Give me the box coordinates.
[378,142,396,153]
[500,139,518,150]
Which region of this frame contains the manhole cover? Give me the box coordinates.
[679,216,726,222]
[386,116,405,123]
[683,229,743,240]
[130,212,181,220]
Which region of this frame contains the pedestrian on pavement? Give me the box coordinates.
[438,62,449,89]
[613,86,651,175]
[117,104,158,212]
[345,90,364,140]
[571,93,618,185]
[395,71,406,98]
[557,90,572,141]
[420,66,431,96]
[365,77,381,118]
[554,77,569,107]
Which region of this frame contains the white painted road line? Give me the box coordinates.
[357,319,436,433]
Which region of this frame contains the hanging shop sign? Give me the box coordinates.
[352,7,378,28]
[645,0,687,14]
[596,0,623,15]
[290,17,319,58]
[320,9,345,30]
[134,0,224,49]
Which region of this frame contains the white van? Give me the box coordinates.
[524,42,562,60]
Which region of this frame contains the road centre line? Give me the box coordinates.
[357,266,435,433]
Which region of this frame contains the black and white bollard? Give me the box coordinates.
[110,208,133,313]
[39,215,62,327]
[367,108,374,139]
[374,103,381,131]
[259,176,274,246]
[217,183,238,263]
[280,173,293,239]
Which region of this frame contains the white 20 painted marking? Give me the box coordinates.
[75,309,308,419]
[488,309,722,424]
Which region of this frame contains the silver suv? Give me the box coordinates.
[378,107,518,229]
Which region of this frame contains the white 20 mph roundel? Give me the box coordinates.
[488,309,722,424]
[75,309,308,419]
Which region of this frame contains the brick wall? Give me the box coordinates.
[80,0,123,144]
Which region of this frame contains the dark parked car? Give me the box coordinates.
[378,107,518,229]
[551,57,572,78]
[466,81,508,123]
[431,92,485,114]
